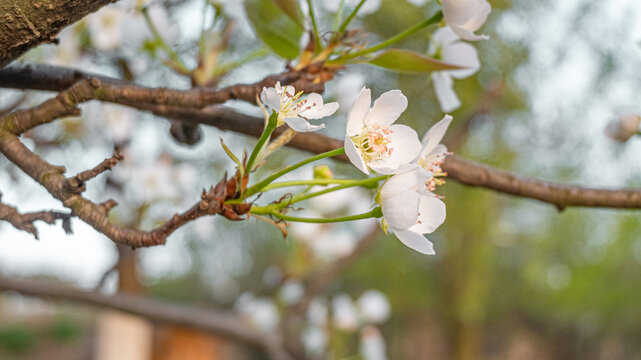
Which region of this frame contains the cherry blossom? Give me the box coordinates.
[344,87,421,174]
[441,0,491,41]
[430,27,480,112]
[378,116,453,255]
[260,82,339,132]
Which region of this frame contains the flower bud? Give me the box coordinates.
[604,114,641,142]
[313,165,334,180]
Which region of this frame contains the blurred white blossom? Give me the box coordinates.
[234,292,280,332]
[279,279,305,305]
[332,293,359,332]
[360,326,388,360]
[307,298,329,326]
[357,290,391,324]
[302,325,328,357]
[87,6,126,51]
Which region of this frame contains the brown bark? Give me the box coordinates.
[0,0,119,67]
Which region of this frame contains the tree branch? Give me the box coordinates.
[0,276,293,360]
[0,192,72,239]
[0,0,119,67]
[0,62,325,107]
[3,64,641,215]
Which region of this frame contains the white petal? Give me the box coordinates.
[442,0,481,27]
[443,42,480,79]
[452,26,490,42]
[380,167,429,201]
[381,191,420,231]
[421,115,453,155]
[284,117,325,132]
[346,87,371,136]
[432,72,461,113]
[369,124,421,174]
[283,84,296,97]
[301,102,340,119]
[363,89,408,127]
[393,230,435,255]
[432,26,460,48]
[345,137,368,174]
[461,1,491,31]
[260,87,281,111]
[409,195,446,234]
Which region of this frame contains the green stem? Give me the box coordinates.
[332,0,347,33]
[253,207,383,223]
[329,10,443,65]
[263,178,367,191]
[142,7,190,74]
[306,0,323,52]
[337,0,367,34]
[245,148,346,197]
[285,176,385,207]
[245,112,278,180]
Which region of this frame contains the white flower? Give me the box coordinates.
[604,114,641,142]
[345,87,421,175]
[87,7,125,51]
[332,294,359,332]
[278,280,304,305]
[430,26,480,112]
[360,326,388,360]
[378,116,452,255]
[260,82,339,132]
[441,0,491,41]
[357,290,391,324]
[323,0,381,15]
[235,293,280,332]
[302,325,328,357]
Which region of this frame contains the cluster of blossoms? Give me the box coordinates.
[251,0,493,255]
[259,82,452,255]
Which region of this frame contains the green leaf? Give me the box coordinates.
[272,0,304,28]
[366,49,465,73]
[244,0,303,59]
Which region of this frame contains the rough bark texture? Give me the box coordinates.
[0,0,118,67]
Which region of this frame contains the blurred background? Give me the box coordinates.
[2,0,641,359]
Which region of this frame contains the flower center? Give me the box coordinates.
[278,89,316,120]
[354,124,394,161]
[418,150,452,195]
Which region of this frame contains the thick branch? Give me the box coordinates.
[0,277,292,360]
[0,0,119,67]
[0,63,324,108]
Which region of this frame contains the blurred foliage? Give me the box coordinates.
[0,325,36,353]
